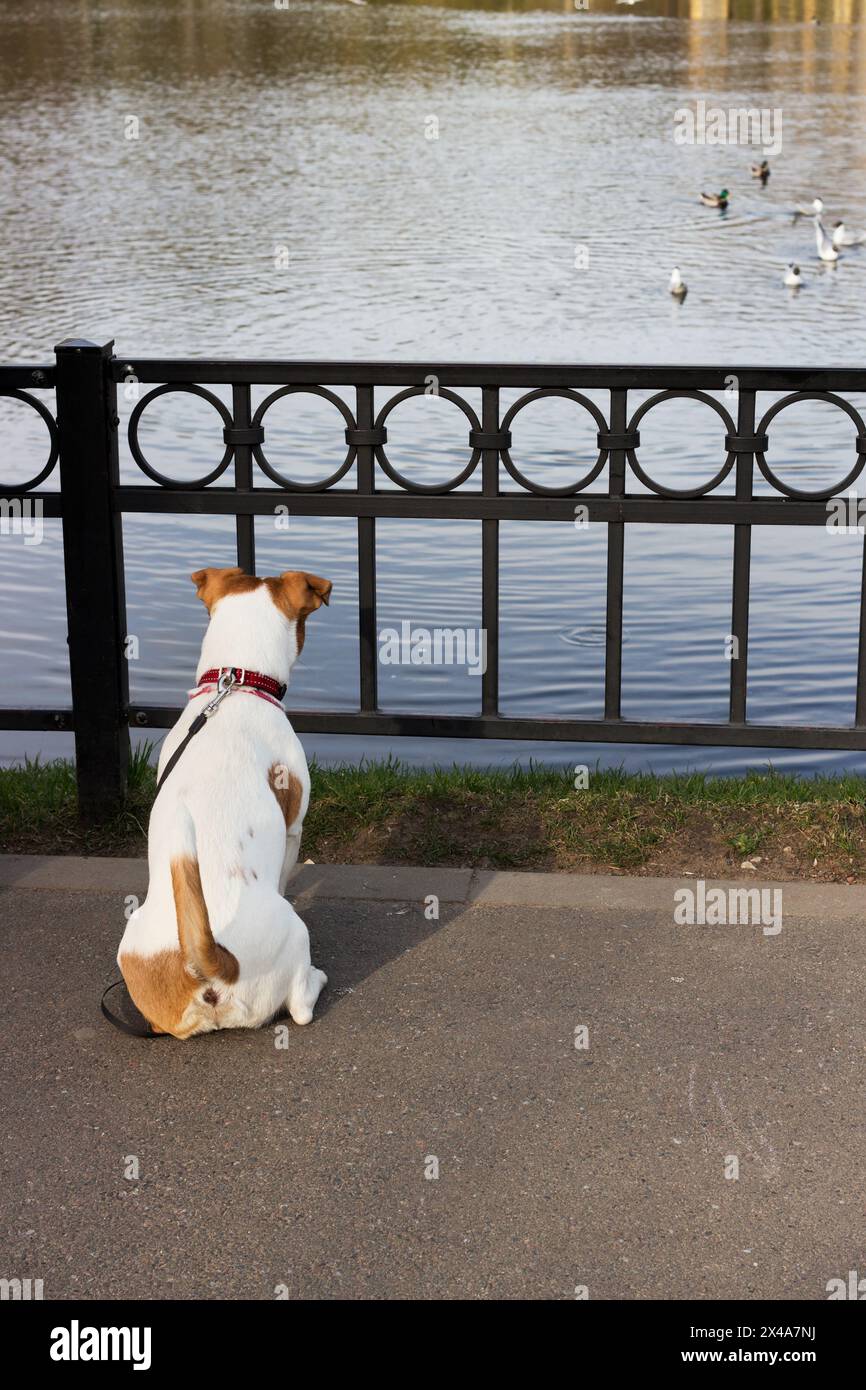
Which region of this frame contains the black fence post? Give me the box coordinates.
[729,388,755,725]
[604,388,627,721]
[230,382,256,574]
[480,385,500,717]
[55,339,130,821]
[356,385,378,714]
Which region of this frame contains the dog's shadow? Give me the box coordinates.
[95,872,458,1040]
[288,878,456,1023]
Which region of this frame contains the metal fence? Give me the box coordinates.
[3,339,866,819]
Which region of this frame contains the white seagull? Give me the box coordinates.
[832,220,866,248]
[795,197,824,217]
[815,217,839,262]
[783,263,802,288]
[669,267,687,299]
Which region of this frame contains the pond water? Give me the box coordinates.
[2,0,866,773]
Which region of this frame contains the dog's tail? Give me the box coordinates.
[170,807,239,985]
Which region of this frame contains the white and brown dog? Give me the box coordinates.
[117,566,332,1039]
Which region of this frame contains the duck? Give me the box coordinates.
[795,197,824,217]
[832,221,866,248]
[815,217,840,262]
[669,267,687,299]
[751,160,770,183]
[700,189,729,209]
[783,263,802,288]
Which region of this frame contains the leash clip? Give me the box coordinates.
[203,668,237,717]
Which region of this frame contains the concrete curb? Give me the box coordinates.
[0,854,150,894]
[0,853,863,918]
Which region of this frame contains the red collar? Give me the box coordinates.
[196,667,287,702]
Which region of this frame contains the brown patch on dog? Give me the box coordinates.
[268,763,303,831]
[264,571,332,655]
[120,859,240,1038]
[190,566,261,613]
[189,569,332,655]
[171,855,240,984]
[119,948,202,1040]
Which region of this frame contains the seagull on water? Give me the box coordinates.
[832,220,866,248]
[815,217,839,262]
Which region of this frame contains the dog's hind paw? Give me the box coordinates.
[288,965,328,1025]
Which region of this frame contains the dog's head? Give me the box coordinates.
[190,566,332,679]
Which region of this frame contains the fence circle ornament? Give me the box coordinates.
[754,391,866,500]
[0,389,59,491]
[373,387,483,494]
[128,384,234,488]
[499,389,609,495]
[251,386,357,491]
[625,390,737,498]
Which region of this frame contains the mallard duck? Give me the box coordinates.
[832,221,866,248]
[751,160,770,182]
[669,267,687,299]
[700,189,729,209]
[815,217,839,262]
[783,263,802,288]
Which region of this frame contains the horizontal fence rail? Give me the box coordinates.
[3,340,866,817]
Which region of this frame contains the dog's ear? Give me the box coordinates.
[190,566,245,611]
[275,571,333,617]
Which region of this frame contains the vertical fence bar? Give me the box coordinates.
[55,339,130,821]
[729,388,755,724]
[231,382,256,574]
[356,385,378,712]
[481,385,500,716]
[604,388,627,720]
[855,536,866,727]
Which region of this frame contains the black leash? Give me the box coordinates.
[101,671,240,1039]
[153,711,208,797]
[101,980,165,1039]
[154,669,238,798]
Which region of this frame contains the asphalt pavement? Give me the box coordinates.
[0,858,862,1300]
